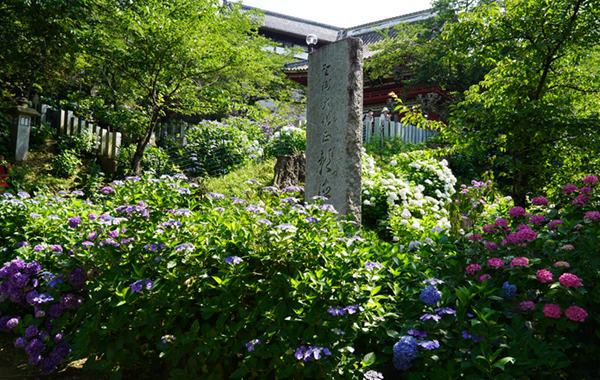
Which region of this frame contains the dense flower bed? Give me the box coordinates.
[1,172,599,379]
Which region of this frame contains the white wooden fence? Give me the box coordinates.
[43,106,123,159]
[363,117,437,144]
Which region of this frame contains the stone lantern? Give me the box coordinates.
[8,97,40,161]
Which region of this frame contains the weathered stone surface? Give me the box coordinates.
[273,153,306,188]
[305,37,363,222]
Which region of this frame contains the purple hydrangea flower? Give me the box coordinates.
[304,217,318,223]
[209,192,225,199]
[407,329,427,338]
[393,336,418,370]
[6,317,20,329]
[68,216,82,228]
[67,267,86,289]
[327,307,346,316]
[422,278,444,286]
[246,339,261,351]
[364,262,383,271]
[38,356,58,375]
[257,219,272,225]
[130,279,154,293]
[100,186,114,195]
[25,325,38,338]
[14,337,27,349]
[175,243,195,252]
[25,262,41,276]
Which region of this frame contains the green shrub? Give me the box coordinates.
[51,149,81,177]
[178,120,260,177]
[116,144,175,177]
[264,125,306,157]
[55,130,96,157]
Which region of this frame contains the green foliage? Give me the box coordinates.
[51,149,81,177]
[204,159,276,198]
[56,130,96,157]
[28,121,56,150]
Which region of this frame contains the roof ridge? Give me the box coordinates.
[343,8,433,31]
[240,4,343,31]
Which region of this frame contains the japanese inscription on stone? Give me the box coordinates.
[305,38,363,222]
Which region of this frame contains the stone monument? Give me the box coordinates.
[305,37,363,222]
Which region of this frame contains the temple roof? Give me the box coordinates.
[240,4,342,44]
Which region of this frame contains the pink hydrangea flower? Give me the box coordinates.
[536,269,553,283]
[520,301,535,311]
[580,186,593,194]
[584,211,600,222]
[561,244,574,251]
[479,274,492,283]
[554,261,570,268]
[582,175,598,185]
[510,257,529,268]
[564,306,588,322]
[468,233,483,242]
[548,220,564,230]
[484,242,498,251]
[466,264,482,275]
[559,273,582,289]
[531,197,548,206]
[493,218,508,228]
[487,258,505,268]
[509,207,526,217]
[543,304,562,318]
[516,228,537,242]
[529,215,545,225]
[562,185,578,194]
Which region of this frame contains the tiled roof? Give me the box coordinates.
[241,5,342,43]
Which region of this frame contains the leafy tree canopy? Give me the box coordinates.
[442,0,600,204]
[75,0,294,173]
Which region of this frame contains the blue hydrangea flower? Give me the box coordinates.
[420,285,442,305]
[393,336,418,370]
[502,281,517,300]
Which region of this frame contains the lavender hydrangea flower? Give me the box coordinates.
[257,219,272,225]
[434,307,456,315]
[25,262,41,276]
[327,307,346,316]
[407,329,427,338]
[209,192,225,199]
[304,217,318,223]
[364,262,383,271]
[420,314,441,322]
[32,293,54,305]
[224,256,243,264]
[177,187,191,195]
[364,370,384,380]
[294,345,331,361]
[418,340,440,350]
[423,278,444,286]
[175,243,195,252]
[6,317,20,329]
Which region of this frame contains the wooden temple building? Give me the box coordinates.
[234,2,448,122]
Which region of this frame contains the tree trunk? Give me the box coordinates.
[131,108,159,175]
[273,152,306,189]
